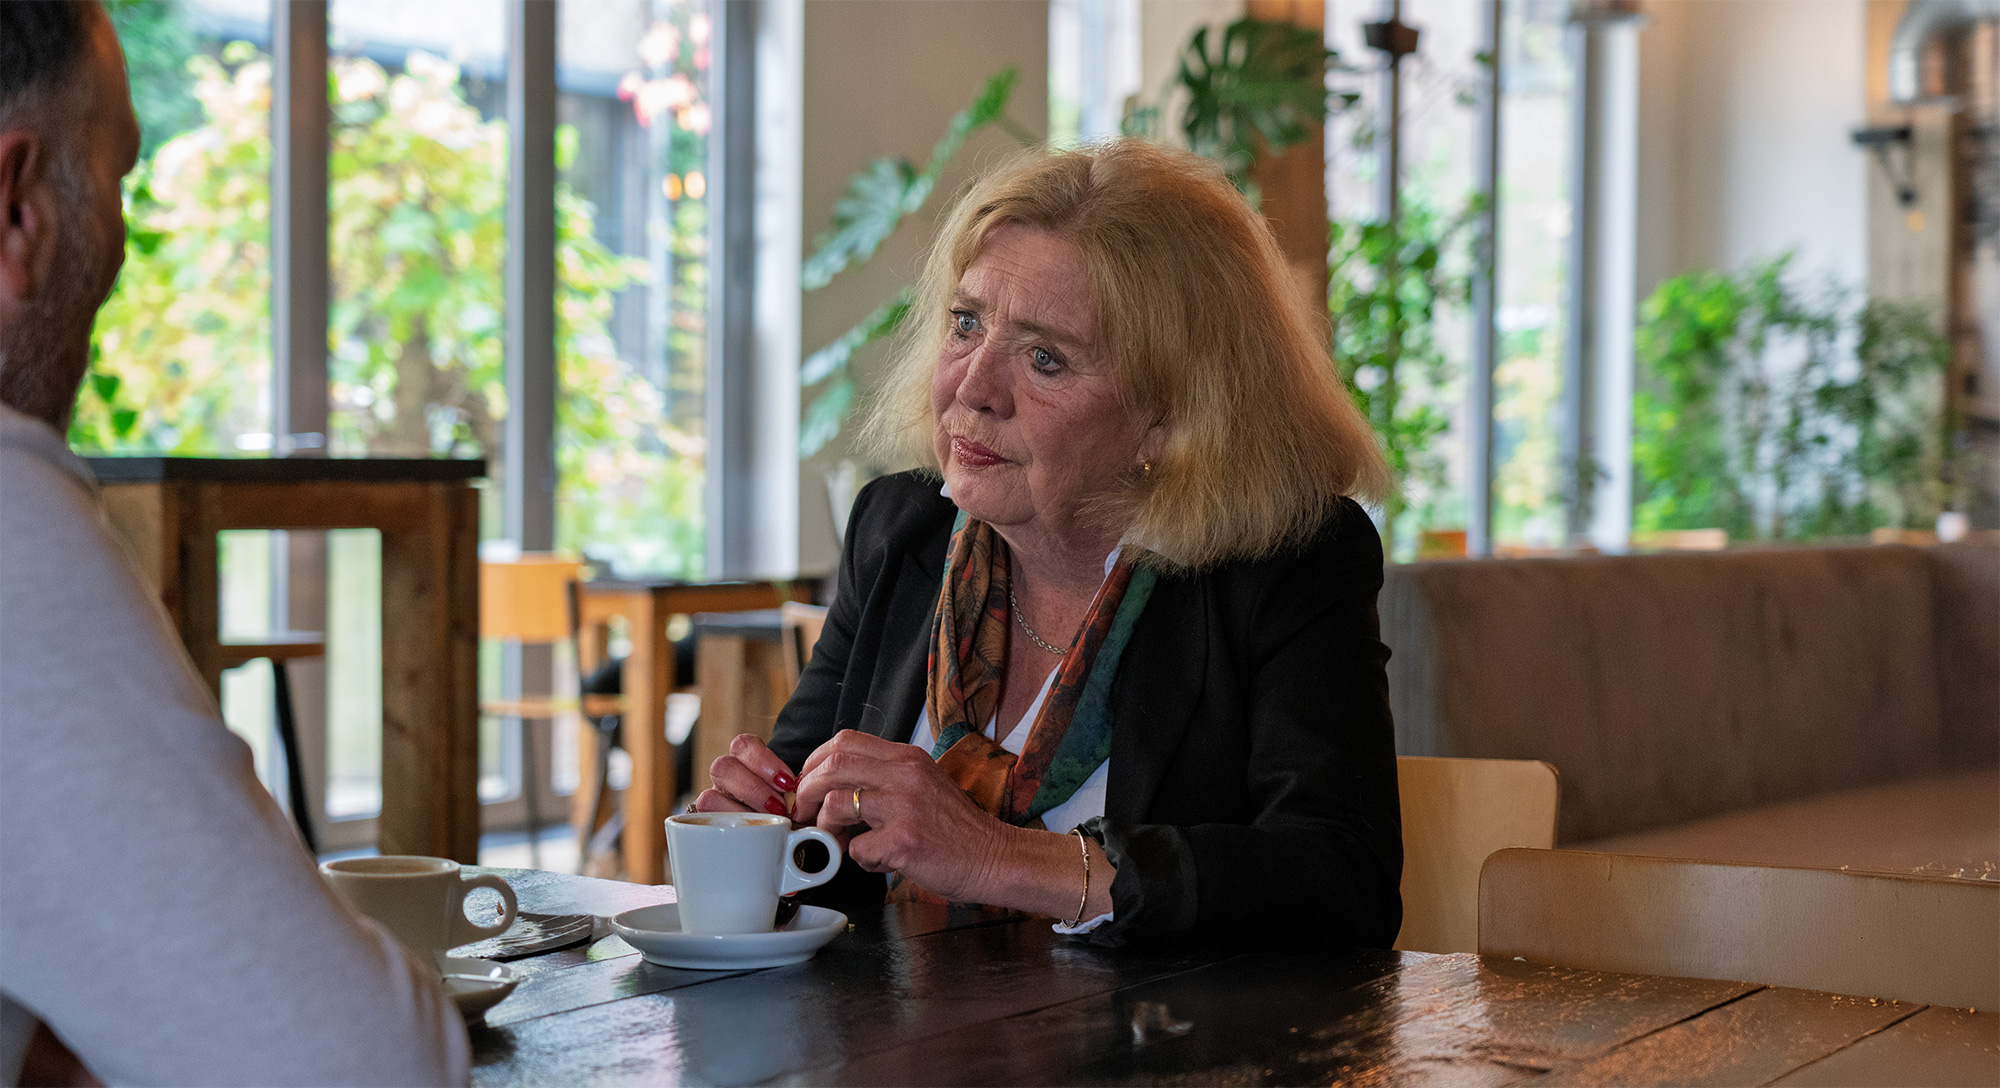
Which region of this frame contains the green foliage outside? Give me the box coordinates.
[1633,255,1951,541]
[69,34,703,576]
[1327,195,1477,555]
[104,0,203,160]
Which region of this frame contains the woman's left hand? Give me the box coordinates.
[794,729,1014,903]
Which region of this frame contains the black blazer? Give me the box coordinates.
[769,471,1402,949]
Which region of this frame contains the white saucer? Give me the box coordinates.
[610,903,848,970]
[439,955,518,1020]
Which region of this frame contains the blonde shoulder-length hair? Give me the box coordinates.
[862,138,1388,572]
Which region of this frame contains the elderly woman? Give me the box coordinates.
[697,139,1399,948]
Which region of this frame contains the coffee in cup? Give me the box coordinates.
[320,856,518,964]
[665,813,840,935]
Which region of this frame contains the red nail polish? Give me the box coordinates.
[773,772,798,791]
[764,797,790,817]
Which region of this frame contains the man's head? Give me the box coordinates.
[0,1,140,433]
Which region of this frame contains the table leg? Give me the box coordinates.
[378,485,480,861]
[175,484,225,699]
[572,616,612,844]
[619,595,674,885]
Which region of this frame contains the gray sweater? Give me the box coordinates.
[0,405,469,1086]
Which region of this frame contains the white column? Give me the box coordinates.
[720,0,805,581]
[1466,0,1502,557]
[1562,4,1643,552]
[272,0,328,456]
[505,0,558,553]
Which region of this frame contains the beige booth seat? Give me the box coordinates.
[1382,541,1999,876]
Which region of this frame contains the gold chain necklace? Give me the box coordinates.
[1008,583,1070,656]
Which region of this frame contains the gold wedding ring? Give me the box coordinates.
[852,786,864,824]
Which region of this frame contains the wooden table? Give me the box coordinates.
[572,581,811,885]
[468,868,1999,1086]
[91,456,483,861]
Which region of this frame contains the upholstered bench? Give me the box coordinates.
[1382,541,1998,877]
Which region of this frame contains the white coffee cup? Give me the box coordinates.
[665,813,841,935]
[320,856,518,963]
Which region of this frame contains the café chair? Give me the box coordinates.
[1394,755,1559,954]
[1478,848,2000,1009]
[479,556,622,869]
[1416,529,1468,560]
[779,602,830,689]
[219,632,325,851]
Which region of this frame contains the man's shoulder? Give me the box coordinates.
[0,406,98,538]
[0,410,105,554]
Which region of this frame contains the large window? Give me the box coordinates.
[557,0,711,579]
[90,0,722,851]
[1320,0,1578,556]
[1327,0,1484,560]
[1490,0,1572,550]
[80,1,272,456]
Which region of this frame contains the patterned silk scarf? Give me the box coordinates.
[923,511,1156,829]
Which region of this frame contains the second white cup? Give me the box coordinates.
[320,855,518,964]
[665,813,840,935]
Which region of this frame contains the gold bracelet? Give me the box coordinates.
[1068,829,1091,926]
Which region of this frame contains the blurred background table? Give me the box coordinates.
[465,868,1997,1086]
[91,455,484,861]
[689,609,795,790]
[573,580,812,884]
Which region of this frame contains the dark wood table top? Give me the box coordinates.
[468,868,1999,1087]
[85,454,486,483]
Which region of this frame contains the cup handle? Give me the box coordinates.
[452,873,519,944]
[780,827,842,895]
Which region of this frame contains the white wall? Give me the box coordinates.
[1636,0,1871,296]
[1140,0,1245,119]
[792,1,1050,575]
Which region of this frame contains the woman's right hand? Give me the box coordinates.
[693,733,800,819]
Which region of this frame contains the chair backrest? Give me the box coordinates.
[481,556,583,644]
[779,602,830,689]
[1395,755,1559,953]
[1479,848,2000,1009]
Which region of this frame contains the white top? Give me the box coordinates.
[908,669,1110,838]
[0,405,470,1087]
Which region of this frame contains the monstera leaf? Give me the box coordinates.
[798,67,1022,456]
[1178,18,1341,190]
[800,67,1019,292]
[801,158,924,291]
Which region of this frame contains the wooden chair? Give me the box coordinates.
[1416,529,1468,560]
[479,556,620,868]
[219,632,325,852]
[1479,848,2000,1009]
[778,601,830,689]
[1394,755,1559,953]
